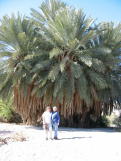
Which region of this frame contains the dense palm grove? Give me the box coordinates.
[0,0,121,127]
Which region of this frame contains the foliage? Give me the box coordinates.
[95,115,110,128]
[0,99,22,123]
[31,1,121,106]
[0,99,13,121]
[113,115,121,128]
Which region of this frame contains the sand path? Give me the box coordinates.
[0,123,121,161]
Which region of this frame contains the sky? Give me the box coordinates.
[0,0,121,23]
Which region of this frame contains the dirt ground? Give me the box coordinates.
[0,123,121,161]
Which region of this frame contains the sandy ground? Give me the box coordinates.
[0,123,121,161]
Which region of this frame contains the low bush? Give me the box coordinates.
[96,115,110,128]
[0,99,22,123]
[113,116,121,128]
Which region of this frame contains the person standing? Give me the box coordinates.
[42,106,52,140]
[52,106,60,140]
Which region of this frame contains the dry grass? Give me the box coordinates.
[0,132,27,145]
[0,137,7,145]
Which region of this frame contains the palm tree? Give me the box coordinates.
[0,14,46,124]
[0,0,121,127]
[0,12,57,124]
[30,0,121,127]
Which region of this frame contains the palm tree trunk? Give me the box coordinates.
[13,89,103,127]
[13,87,45,125]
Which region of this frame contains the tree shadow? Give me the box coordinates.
[59,136,92,140]
[59,127,117,133]
[24,126,117,133]
[25,126,43,131]
[0,130,14,135]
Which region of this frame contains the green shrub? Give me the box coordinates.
[90,115,110,128]
[97,115,110,127]
[0,99,22,123]
[0,99,13,121]
[113,116,121,128]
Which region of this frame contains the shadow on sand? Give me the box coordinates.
[59,136,92,140]
[0,130,14,135]
[59,127,117,133]
[25,126,43,131]
[25,125,117,133]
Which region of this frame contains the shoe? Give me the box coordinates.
[46,138,48,140]
[54,137,58,140]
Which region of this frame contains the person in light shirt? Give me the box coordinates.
[42,106,52,140]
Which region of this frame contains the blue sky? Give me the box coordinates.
[0,0,121,23]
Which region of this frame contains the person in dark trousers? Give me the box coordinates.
[52,106,60,140]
